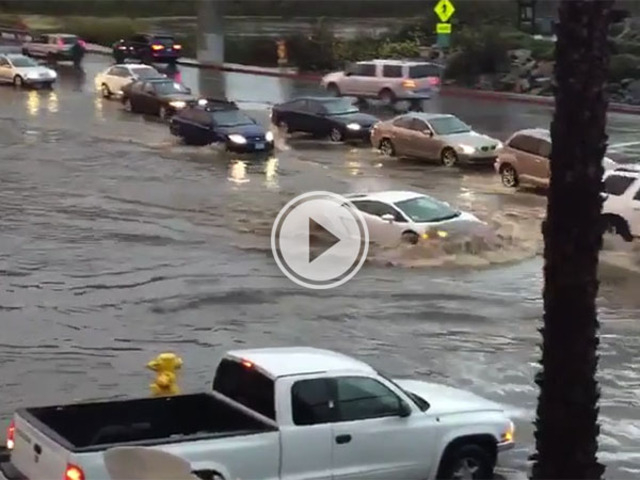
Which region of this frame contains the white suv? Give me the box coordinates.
[320,59,442,105]
[602,166,640,240]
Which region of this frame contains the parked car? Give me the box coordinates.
[121,78,196,119]
[602,165,640,239]
[170,99,274,153]
[0,53,56,88]
[21,33,85,62]
[320,59,442,105]
[95,63,164,98]
[112,33,182,64]
[270,96,379,142]
[343,190,488,245]
[495,128,619,188]
[371,113,503,167]
[0,346,515,480]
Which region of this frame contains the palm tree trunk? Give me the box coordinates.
[531,0,613,479]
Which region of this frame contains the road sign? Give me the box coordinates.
[436,33,451,48]
[434,0,455,23]
[436,23,452,34]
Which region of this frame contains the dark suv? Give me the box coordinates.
[112,33,182,64]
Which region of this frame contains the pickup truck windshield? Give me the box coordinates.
[213,359,276,420]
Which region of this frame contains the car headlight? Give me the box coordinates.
[169,101,186,109]
[228,134,247,144]
[459,144,475,154]
[501,420,515,443]
[496,141,504,149]
[347,123,361,130]
[265,131,274,142]
[197,98,208,106]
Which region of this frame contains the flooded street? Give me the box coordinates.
[1,55,640,477]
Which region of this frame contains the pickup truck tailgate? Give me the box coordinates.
[9,414,69,480]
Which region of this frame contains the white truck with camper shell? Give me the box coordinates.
[0,347,515,480]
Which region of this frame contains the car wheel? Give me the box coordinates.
[159,105,168,120]
[500,164,519,188]
[438,444,493,480]
[13,75,23,88]
[441,147,458,167]
[124,97,133,112]
[329,127,344,143]
[401,231,420,245]
[327,83,341,96]
[378,88,395,106]
[379,138,395,157]
[21,48,29,56]
[278,121,289,133]
[101,83,111,98]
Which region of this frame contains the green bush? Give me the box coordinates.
[529,39,555,61]
[610,54,640,82]
[377,40,421,59]
[614,40,640,57]
[446,26,510,82]
[55,17,144,46]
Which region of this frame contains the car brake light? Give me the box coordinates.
[428,76,440,86]
[173,44,182,50]
[402,79,416,89]
[57,38,63,47]
[64,464,85,480]
[241,359,253,368]
[6,420,15,450]
[151,44,164,51]
[78,40,86,48]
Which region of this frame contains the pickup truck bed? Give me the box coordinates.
[20,392,274,452]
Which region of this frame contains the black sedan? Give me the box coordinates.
[121,78,197,119]
[169,99,275,153]
[270,97,379,142]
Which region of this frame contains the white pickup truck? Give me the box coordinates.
[0,347,515,480]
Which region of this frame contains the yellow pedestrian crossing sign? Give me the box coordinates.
[434,0,455,23]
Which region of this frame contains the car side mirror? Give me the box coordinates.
[381,213,395,223]
[398,401,411,418]
[423,130,433,137]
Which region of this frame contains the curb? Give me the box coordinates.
[86,47,640,115]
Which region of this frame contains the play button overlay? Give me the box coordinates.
[271,191,369,289]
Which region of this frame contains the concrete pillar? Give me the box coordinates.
[197,0,224,65]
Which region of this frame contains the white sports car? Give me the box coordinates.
[0,54,56,88]
[344,190,488,245]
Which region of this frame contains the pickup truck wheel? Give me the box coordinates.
[499,164,519,187]
[439,444,493,480]
[101,83,111,98]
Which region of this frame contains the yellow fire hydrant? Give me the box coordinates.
[147,353,183,396]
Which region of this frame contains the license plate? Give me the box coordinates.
[254,143,265,150]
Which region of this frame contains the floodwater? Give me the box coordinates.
[1,55,640,477]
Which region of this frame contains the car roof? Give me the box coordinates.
[225,347,375,378]
[359,59,438,66]
[511,128,551,141]
[399,112,455,121]
[126,64,156,69]
[49,33,77,37]
[608,165,640,176]
[345,190,425,203]
[4,53,27,59]
[141,32,175,38]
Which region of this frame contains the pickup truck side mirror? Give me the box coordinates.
[398,401,412,418]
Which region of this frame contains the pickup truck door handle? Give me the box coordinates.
[335,434,352,444]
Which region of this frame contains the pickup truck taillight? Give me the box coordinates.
[6,419,14,450]
[151,44,164,51]
[64,464,85,480]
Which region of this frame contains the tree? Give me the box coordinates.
[531,0,614,479]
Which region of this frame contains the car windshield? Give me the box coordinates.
[134,67,161,79]
[153,81,189,95]
[10,56,38,67]
[60,36,78,45]
[322,99,359,115]
[212,110,254,127]
[429,116,471,135]
[395,195,460,223]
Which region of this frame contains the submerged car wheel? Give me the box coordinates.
[438,444,493,480]
[13,75,23,88]
[329,127,344,143]
[159,105,168,120]
[124,98,133,112]
[379,138,395,157]
[401,231,420,245]
[378,88,395,106]
[500,164,519,188]
[101,83,111,98]
[441,147,458,167]
[278,121,289,133]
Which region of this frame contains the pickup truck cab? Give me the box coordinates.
[1,347,515,480]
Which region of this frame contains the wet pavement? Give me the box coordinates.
[1,54,640,477]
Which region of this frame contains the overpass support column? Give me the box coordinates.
[196,0,224,64]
